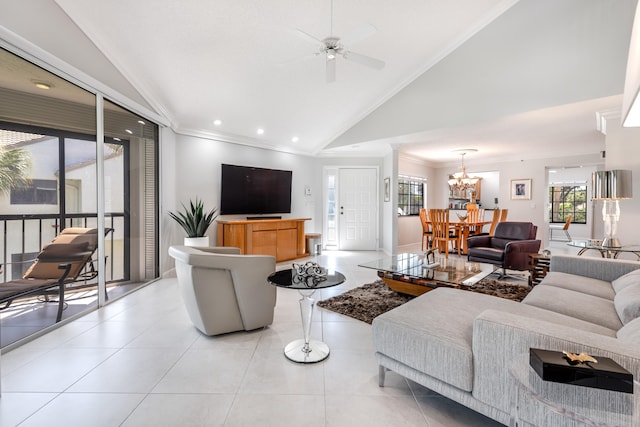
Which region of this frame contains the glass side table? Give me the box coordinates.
[509,353,639,427]
[267,267,346,363]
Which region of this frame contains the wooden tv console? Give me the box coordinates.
[216,218,310,262]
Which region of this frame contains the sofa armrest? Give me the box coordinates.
[504,240,540,254]
[191,246,241,255]
[550,254,640,282]
[472,309,640,415]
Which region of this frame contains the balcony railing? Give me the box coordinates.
[0,213,126,283]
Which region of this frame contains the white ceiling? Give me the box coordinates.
[51,0,518,156]
[34,0,634,164]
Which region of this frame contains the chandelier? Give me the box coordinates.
[447,152,478,190]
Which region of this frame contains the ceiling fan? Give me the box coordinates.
[294,0,385,83]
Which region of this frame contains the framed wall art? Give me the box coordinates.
[510,178,531,200]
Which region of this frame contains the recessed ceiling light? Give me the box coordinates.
[137,120,145,125]
[33,81,52,90]
[213,119,222,126]
[291,136,299,143]
[125,129,133,134]
[257,128,264,135]
[113,137,121,141]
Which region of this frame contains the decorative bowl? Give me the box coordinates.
[456,213,468,222]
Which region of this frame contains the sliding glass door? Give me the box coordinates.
[0,47,159,348]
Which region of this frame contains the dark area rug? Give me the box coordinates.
[317,278,531,324]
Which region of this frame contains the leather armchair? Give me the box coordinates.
[168,245,276,335]
[467,222,541,275]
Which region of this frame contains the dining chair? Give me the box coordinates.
[549,214,573,241]
[419,208,433,251]
[429,209,459,258]
[467,208,485,236]
[499,209,509,222]
[487,209,501,235]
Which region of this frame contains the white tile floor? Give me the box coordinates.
[1,245,586,427]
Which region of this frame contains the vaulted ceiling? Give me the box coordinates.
[1,0,637,165]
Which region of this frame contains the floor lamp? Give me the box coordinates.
[592,170,632,247]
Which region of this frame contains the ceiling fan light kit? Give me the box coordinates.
[294,0,385,82]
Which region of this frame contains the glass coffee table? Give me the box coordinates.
[358,253,494,296]
[568,240,640,260]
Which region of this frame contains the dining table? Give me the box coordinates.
[455,220,491,254]
[427,219,491,255]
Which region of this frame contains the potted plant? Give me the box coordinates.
[169,198,218,247]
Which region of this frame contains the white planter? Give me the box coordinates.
[184,236,209,247]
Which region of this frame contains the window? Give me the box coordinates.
[398,176,425,216]
[10,179,58,204]
[548,184,587,224]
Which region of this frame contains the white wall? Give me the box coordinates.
[604,123,640,251]
[161,132,385,273]
[383,150,396,254]
[473,171,499,208]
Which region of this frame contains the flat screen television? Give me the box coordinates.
[220,164,292,215]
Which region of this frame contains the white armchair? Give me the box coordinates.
[168,245,277,336]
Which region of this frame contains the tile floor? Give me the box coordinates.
[1,282,145,348]
[0,242,582,426]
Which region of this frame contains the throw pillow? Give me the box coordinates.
[617,317,640,343]
[612,269,640,293]
[614,282,640,324]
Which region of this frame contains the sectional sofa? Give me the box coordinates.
[372,254,640,426]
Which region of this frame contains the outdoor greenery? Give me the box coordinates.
[0,147,32,195]
[169,198,218,237]
[548,185,587,224]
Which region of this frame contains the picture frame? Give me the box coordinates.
[510,178,532,200]
[384,177,390,202]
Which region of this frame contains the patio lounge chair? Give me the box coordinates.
[0,227,107,322]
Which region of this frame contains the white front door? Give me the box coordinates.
[338,168,378,250]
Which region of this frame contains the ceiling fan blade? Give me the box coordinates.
[326,58,336,83]
[342,51,385,70]
[341,23,377,46]
[295,28,324,46]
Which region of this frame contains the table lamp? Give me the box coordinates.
[592,170,632,247]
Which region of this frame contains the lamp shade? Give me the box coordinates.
[592,170,633,200]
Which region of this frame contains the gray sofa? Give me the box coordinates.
[372,254,640,426]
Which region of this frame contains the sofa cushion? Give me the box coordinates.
[612,269,640,293]
[614,282,640,325]
[616,317,640,343]
[467,247,504,262]
[372,287,617,393]
[372,289,518,392]
[522,285,623,330]
[539,272,615,300]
